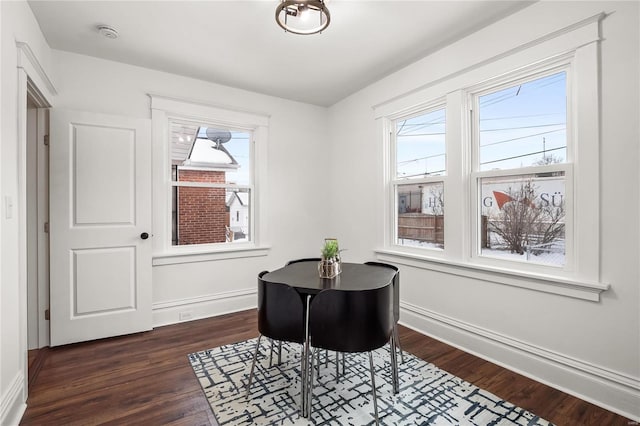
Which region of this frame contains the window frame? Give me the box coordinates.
[389,101,448,256]
[170,119,255,247]
[375,15,608,301]
[468,62,575,274]
[150,95,270,264]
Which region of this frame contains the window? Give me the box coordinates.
[392,107,446,250]
[170,121,252,246]
[472,70,569,267]
[376,16,606,299]
[386,65,574,268]
[151,95,268,262]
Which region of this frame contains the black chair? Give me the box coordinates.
[286,257,321,265]
[246,271,309,409]
[365,262,403,363]
[307,285,393,425]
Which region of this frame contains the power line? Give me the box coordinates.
[479,112,564,121]
[479,74,565,108]
[480,122,565,132]
[399,120,446,127]
[397,117,445,135]
[480,146,566,166]
[398,152,445,165]
[480,129,564,148]
[398,132,446,137]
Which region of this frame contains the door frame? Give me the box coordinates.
[16,41,56,401]
[26,104,50,350]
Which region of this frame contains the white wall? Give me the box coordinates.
[2,0,638,423]
[51,50,332,324]
[328,1,639,420]
[1,1,54,424]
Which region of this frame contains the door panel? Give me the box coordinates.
[73,124,135,225]
[73,247,136,315]
[50,109,152,346]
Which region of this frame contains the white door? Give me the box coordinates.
[49,109,152,346]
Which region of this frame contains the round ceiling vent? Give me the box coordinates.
[97,25,119,39]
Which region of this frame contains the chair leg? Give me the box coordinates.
[269,338,275,367]
[335,352,346,381]
[368,352,380,426]
[389,333,399,394]
[302,342,309,418]
[308,347,318,419]
[278,341,282,365]
[300,343,306,414]
[302,295,311,418]
[246,334,263,399]
[393,323,405,364]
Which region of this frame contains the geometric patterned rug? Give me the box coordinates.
[188,338,553,425]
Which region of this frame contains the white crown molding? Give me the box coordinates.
[401,302,640,421]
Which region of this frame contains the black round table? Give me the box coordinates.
[263,261,397,295]
[260,261,401,412]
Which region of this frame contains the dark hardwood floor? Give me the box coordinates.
[21,310,631,425]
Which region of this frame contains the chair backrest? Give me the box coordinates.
[257,273,305,344]
[286,258,321,266]
[364,261,399,322]
[309,285,392,353]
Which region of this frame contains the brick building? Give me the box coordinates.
[171,127,239,245]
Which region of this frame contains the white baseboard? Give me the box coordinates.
[152,288,256,327]
[0,371,26,426]
[400,302,640,422]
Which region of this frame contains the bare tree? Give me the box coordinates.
[489,180,564,255]
[534,153,563,166]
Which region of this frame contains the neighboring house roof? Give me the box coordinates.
[226,191,249,207]
[171,122,239,170]
[183,138,239,169]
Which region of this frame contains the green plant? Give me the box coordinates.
[321,239,339,260]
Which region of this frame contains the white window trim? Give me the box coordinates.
[374,249,608,302]
[389,101,447,255]
[467,61,574,276]
[375,13,609,301]
[150,95,270,264]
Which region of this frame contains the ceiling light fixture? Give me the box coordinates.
[275,0,330,35]
[97,24,119,39]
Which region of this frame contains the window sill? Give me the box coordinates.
[153,244,270,266]
[375,249,609,302]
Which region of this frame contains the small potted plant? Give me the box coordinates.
[318,238,342,278]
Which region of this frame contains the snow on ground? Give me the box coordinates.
[398,238,565,266]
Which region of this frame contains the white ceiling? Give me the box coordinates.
[28,1,533,107]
